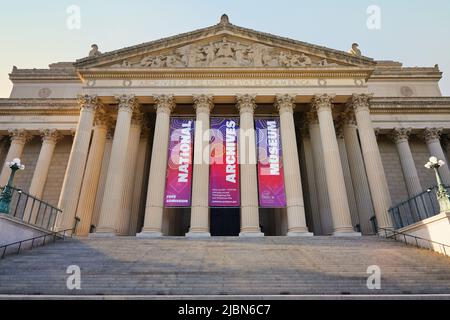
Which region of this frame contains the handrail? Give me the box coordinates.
[388,185,450,229]
[0,227,75,260]
[378,226,450,256]
[0,185,63,231]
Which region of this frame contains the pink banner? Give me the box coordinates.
[209,118,240,207]
[164,118,194,207]
[256,118,287,207]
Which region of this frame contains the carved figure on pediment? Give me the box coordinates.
[201,43,216,65]
[166,54,185,68]
[278,52,291,67]
[235,45,251,66]
[318,59,338,67]
[140,55,154,67]
[215,37,235,59]
[247,45,265,67]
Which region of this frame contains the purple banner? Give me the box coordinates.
[256,118,287,208]
[209,118,240,207]
[164,118,195,207]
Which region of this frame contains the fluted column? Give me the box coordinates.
[336,121,360,229]
[350,94,392,230]
[307,112,333,235]
[0,129,32,187]
[275,94,312,236]
[187,95,213,237]
[93,95,139,236]
[138,95,176,237]
[91,128,114,228]
[57,95,98,231]
[115,109,143,235]
[341,111,375,234]
[391,128,423,197]
[423,128,450,185]
[312,94,360,236]
[129,122,151,235]
[75,111,110,236]
[236,94,263,237]
[300,125,322,235]
[24,129,63,223]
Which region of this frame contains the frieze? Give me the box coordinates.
[109,37,340,69]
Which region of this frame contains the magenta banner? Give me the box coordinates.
[209,118,240,207]
[256,118,287,208]
[164,118,195,207]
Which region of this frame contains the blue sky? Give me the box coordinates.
[1,0,449,97]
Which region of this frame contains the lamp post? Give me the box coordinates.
[425,156,450,212]
[0,158,25,214]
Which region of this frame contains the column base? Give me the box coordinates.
[287,231,314,237]
[136,231,163,238]
[89,232,117,238]
[332,231,362,237]
[185,232,211,238]
[239,232,264,238]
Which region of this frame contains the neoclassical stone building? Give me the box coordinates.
[1,15,448,237]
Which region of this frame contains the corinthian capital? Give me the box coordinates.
[40,129,63,144]
[154,95,176,114]
[236,94,257,114]
[311,94,334,112]
[390,128,411,144]
[8,129,32,144]
[423,127,443,143]
[77,94,99,112]
[275,94,296,114]
[193,94,214,114]
[115,94,139,113]
[349,93,373,111]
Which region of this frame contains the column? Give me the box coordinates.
[115,108,143,235]
[186,95,213,237]
[129,121,151,235]
[236,94,263,237]
[138,95,175,237]
[24,129,63,223]
[307,112,333,235]
[391,128,423,197]
[336,120,360,228]
[275,94,312,236]
[0,129,32,187]
[312,94,360,236]
[91,128,114,228]
[341,111,376,234]
[75,111,110,236]
[93,94,138,236]
[423,128,450,185]
[300,125,322,235]
[350,94,393,230]
[57,95,98,231]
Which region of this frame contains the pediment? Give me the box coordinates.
[75,16,375,71]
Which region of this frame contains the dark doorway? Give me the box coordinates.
[210,208,240,236]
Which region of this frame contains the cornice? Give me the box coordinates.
[370,97,450,114]
[78,67,374,81]
[0,99,79,115]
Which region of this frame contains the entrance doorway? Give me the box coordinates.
[210,208,240,236]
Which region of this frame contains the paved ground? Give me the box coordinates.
[0,236,449,296]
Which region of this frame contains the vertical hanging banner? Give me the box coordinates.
[256,118,287,208]
[209,118,240,207]
[164,118,195,207]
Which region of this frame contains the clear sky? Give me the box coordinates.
[1,0,449,97]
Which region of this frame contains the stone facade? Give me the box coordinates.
[0,15,448,237]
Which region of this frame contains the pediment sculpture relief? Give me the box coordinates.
[110,37,339,69]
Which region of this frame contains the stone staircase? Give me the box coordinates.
[0,236,450,296]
